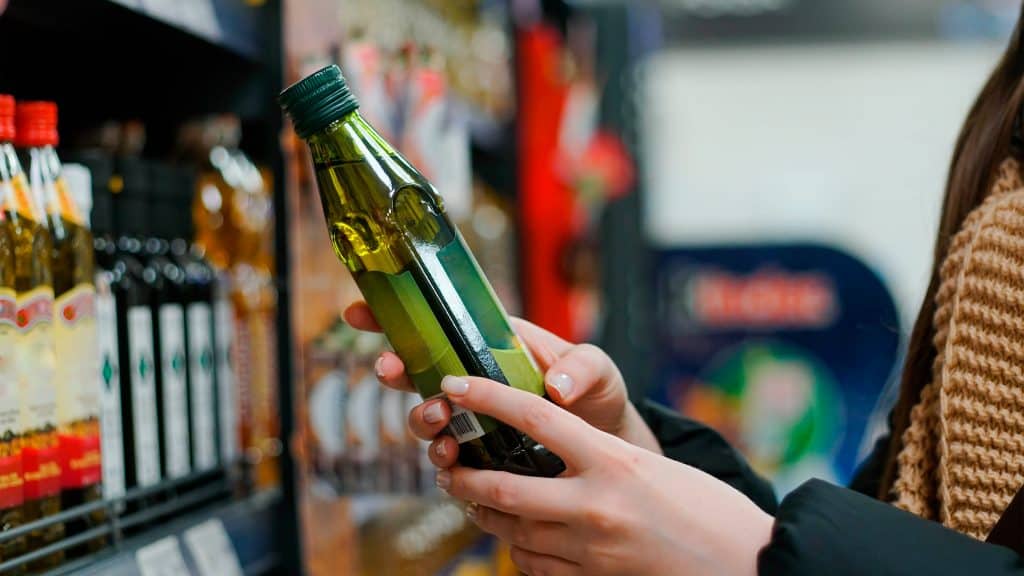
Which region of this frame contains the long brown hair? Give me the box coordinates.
[879,6,1024,497]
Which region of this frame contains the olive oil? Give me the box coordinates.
[0,94,27,573]
[14,100,64,569]
[281,66,564,477]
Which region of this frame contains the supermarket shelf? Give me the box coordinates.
[0,466,278,575]
[39,486,279,576]
[103,0,263,61]
[0,0,279,151]
[0,0,264,64]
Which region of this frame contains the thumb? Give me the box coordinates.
[542,343,623,407]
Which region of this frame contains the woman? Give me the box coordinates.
[344,7,1024,574]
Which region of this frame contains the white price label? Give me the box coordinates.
[136,536,190,576]
[184,519,243,576]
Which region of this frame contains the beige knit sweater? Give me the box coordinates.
[893,158,1024,539]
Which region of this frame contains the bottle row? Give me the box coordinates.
[0,95,279,573]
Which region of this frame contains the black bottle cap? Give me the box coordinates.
[279,65,361,139]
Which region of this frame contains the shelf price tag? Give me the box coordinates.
[184,519,243,576]
[136,536,191,576]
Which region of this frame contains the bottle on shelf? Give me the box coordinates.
[280,66,565,477]
[153,164,219,474]
[58,162,109,555]
[110,159,162,493]
[64,151,126,506]
[14,100,65,569]
[0,93,27,571]
[141,164,192,483]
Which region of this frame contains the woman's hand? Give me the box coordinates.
[343,302,661,468]
[435,375,773,576]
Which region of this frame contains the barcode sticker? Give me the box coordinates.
[447,403,485,443]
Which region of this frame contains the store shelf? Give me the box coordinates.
[1,0,264,64]
[41,487,279,576]
[102,0,263,61]
[0,0,278,152]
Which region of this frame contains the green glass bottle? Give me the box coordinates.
[280,66,565,477]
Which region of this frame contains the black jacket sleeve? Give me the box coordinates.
[759,479,1024,575]
[848,432,890,498]
[636,400,777,514]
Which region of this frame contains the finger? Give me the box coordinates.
[441,375,610,470]
[374,352,415,392]
[510,317,574,371]
[428,436,459,469]
[467,504,579,561]
[408,399,451,441]
[544,344,623,407]
[342,301,382,332]
[439,467,579,521]
[510,546,582,576]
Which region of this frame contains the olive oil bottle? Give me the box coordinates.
[143,167,193,482]
[111,159,162,492]
[0,94,27,573]
[19,104,105,558]
[281,66,565,477]
[14,100,64,569]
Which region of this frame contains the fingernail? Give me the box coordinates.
[442,376,470,396]
[465,501,479,521]
[374,356,386,379]
[434,440,447,459]
[549,372,575,401]
[436,470,452,491]
[423,401,445,424]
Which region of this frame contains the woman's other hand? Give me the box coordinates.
[342,301,661,470]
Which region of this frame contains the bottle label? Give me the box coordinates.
[159,304,191,479]
[215,297,238,462]
[55,284,102,489]
[187,303,217,470]
[0,288,23,508]
[17,287,61,500]
[437,396,485,444]
[96,279,125,499]
[128,306,160,487]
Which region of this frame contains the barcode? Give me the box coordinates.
[448,405,485,443]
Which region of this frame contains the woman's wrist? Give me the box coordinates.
[618,403,663,454]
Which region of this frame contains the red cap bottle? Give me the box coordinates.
[0,94,14,144]
[14,101,58,148]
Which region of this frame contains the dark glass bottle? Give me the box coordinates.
[111,159,162,493]
[167,167,221,474]
[143,165,192,482]
[281,66,565,477]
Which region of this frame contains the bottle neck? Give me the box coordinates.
[306,111,398,165]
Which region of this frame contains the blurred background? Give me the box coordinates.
[0,0,1018,574]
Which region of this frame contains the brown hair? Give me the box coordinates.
[879,7,1024,497]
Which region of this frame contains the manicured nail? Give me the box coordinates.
[374,356,386,379]
[442,376,470,396]
[436,470,452,491]
[423,401,445,424]
[434,440,447,459]
[465,501,479,521]
[549,372,575,401]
